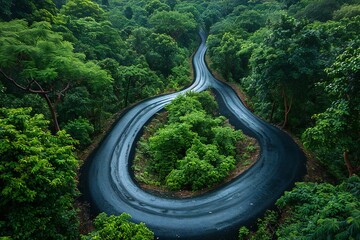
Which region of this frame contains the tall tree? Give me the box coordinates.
[0,108,79,239]
[208,32,253,82]
[302,45,360,178]
[247,15,323,128]
[0,20,114,132]
[275,177,360,239]
[145,33,184,76]
[114,64,163,106]
[145,0,171,16]
[62,17,130,63]
[60,0,105,20]
[149,10,197,46]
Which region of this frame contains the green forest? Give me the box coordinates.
[0,0,359,239]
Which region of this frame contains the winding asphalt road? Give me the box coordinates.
[80,33,306,240]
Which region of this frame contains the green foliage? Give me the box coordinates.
[238,210,278,240]
[243,177,360,239]
[0,108,79,239]
[212,125,244,156]
[302,45,360,179]
[165,91,219,121]
[0,0,57,22]
[60,0,105,20]
[333,4,360,20]
[208,32,254,81]
[166,58,192,90]
[165,93,203,122]
[145,33,185,76]
[58,86,92,121]
[62,17,130,62]
[148,122,196,180]
[0,86,49,118]
[202,5,223,30]
[302,100,351,178]
[166,139,237,190]
[239,226,250,239]
[137,91,249,191]
[149,10,198,46]
[113,64,164,106]
[244,15,325,128]
[145,0,171,15]
[0,0,13,20]
[82,212,154,240]
[294,0,341,22]
[63,117,94,149]
[175,2,202,23]
[275,177,360,239]
[0,19,117,132]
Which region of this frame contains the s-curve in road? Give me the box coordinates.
[80,32,306,240]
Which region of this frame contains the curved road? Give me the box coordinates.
[80,33,306,240]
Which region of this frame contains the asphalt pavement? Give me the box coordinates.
[80,33,307,240]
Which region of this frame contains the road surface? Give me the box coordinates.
[80,33,306,240]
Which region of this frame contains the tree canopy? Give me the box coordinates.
[0,108,79,239]
[239,176,360,239]
[0,20,114,133]
[1,0,360,239]
[134,91,255,191]
[82,213,154,240]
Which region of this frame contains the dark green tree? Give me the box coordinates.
[114,64,164,106]
[240,177,360,239]
[145,33,184,76]
[149,10,197,46]
[276,177,360,239]
[60,0,105,20]
[0,0,57,23]
[0,20,115,132]
[63,117,94,149]
[247,15,324,128]
[294,0,340,22]
[302,45,360,178]
[66,17,131,63]
[145,0,171,16]
[208,32,253,81]
[333,4,360,20]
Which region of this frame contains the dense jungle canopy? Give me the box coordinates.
[0,0,359,239]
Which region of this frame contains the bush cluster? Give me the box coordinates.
[136,91,248,191]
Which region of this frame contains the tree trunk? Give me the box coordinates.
[281,89,293,129]
[344,151,354,176]
[43,94,60,133]
[269,101,276,123]
[0,69,62,133]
